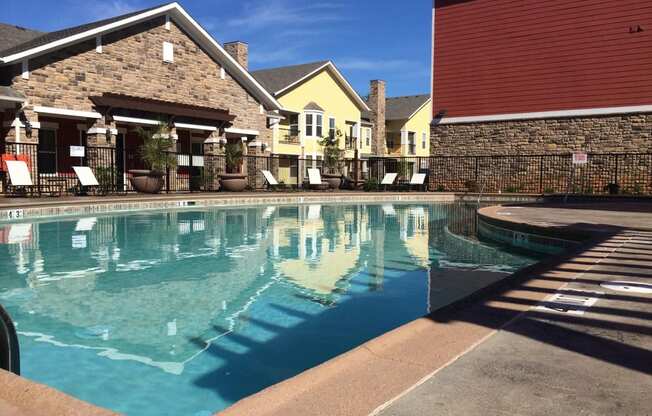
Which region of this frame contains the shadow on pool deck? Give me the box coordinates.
[380,216,652,415]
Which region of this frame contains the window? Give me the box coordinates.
[422,132,427,149]
[408,132,416,155]
[38,129,57,174]
[328,117,336,139]
[315,114,323,137]
[289,114,299,136]
[163,42,174,62]
[365,128,371,147]
[305,114,313,136]
[305,113,323,137]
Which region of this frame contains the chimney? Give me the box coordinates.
[224,41,248,70]
[369,80,386,156]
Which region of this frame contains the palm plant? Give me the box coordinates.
[136,123,176,174]
[224,142,244,173]
[319,129,344,175]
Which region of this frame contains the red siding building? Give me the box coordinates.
[431,0,652,155]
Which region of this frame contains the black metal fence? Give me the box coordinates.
[1,140,651,196]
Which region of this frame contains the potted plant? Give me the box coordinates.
[129,123,176,194]
[220,142,247,192]
[319,130,345,189]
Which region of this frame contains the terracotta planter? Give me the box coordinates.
[220,173,248,192]
[129,170,164,194]
[322,173,342,190]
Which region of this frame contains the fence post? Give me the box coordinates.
[353,149,360,188]
[614,154,619,186]
[166,165,170,193]
[539,155,544,194]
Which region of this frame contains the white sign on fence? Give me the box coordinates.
[572,152,588,165]
[70,146,85,158]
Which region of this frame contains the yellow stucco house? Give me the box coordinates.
[252,61,372,184]
[364,94,432,157]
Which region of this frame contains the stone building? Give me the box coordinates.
[0,2,282,192]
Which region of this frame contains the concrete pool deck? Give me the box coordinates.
[377,203,652,415]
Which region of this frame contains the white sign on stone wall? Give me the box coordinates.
[70,146,85,158]
[572,153,588,165]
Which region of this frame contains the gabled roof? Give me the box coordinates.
[0,23,44,54]
[363,94,431,121]
[386,94,431,120]
[252,61,370,112]
[0,5,163,56]
[304,101,324,112]
[252,61,329,95]
[0,2,282,111]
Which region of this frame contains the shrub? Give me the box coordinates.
[363,178,379,191]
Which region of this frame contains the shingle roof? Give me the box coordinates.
[304,101,324,112]
[0,23,44,54]
[251,61,329,95]
[363,94,431,121]
[386,94,430,120]
[0,3,170,57]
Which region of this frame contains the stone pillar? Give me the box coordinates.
[224,41,248,70]
[204,130,225,191]
[369,80,386,157]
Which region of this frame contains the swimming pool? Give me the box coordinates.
[0,202,536,415]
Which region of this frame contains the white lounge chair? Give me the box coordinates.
[5,160,37,196]
[410,173,427,191]
[72,166,100,195]
[381,173,398,190]
[261,170,280,190]
[307,168,328,190]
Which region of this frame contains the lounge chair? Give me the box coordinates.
[381,173,398,190]
[410,173,427,191]
[73,166,100,195]
[307,168,329,190]
[5,160,37,196]
[261,170,281,190]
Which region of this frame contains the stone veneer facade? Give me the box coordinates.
[0,16,272,148]
[428,113,652,193]
[431,113,652,156]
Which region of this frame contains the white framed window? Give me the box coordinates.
[163,42,174,62]
[328,117,336,139]
[305,112,323,137]
[365,127,372,147]
[422,132,427,149]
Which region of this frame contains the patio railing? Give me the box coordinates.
[2,140,651,196]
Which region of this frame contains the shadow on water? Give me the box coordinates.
[186,202,542,402]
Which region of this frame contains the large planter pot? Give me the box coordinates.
[322,173,342,190]
[129,170,164,194]
[221,173,248,192]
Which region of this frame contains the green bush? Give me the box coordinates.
[363,178,379,191]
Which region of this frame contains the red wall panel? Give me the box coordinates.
[433,0,652,117]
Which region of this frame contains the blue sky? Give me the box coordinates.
[1,0,432,98]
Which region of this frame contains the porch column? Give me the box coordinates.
[204,130,226,191]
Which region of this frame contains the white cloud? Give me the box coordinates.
[337,58,415,71]
[226,0,345,31]
[86,0,140,19]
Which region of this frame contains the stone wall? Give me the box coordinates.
[1,16,271,145]
[431,113,652,156]
[428,113,652,194]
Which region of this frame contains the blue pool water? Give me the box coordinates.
[0,203,536,415]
